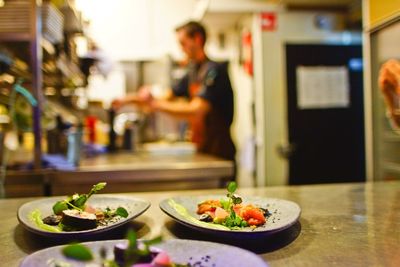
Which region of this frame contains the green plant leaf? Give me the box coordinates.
[72,195,88,208]
[234,215,242,225]
[103,260,119,267]
[52,201,68,215]
[232,194,242,205]
[220,198,230,210]
[89,182,107,197]
[116,207,128,218]
[65,182,107,211]
[143,236,162,246]
[227,181,237,193]
[126,229,137,249]
[62,243,93,261]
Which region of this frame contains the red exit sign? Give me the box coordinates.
[261,12,277,31]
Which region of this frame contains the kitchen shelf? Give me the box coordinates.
[0,0,92,174]
[0,0,46,170]
[0,33,31,42]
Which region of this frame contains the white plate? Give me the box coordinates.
[20,239,268,267]
[160,195,301,236]
[17,195,150,238]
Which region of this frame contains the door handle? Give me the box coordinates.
[277,143,296,159]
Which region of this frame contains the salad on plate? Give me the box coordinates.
[195,182,271,230]
[29,182,128,232]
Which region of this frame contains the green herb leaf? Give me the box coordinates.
[143,236,163,246]
[65,201,83,211]
[63,182,107,212]
[62,243,93,261]
[234,215,242,225]
[88,182,107,197]
[227,181,237,193]
[126,229,137,249]
[103,260,120,267]
[232,194,242,205]
[220,198,230,210]
[53,201,68,215]
[116,207,129,218]
[72,195,88,208]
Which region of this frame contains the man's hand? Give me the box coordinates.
[111,98,125,110]
[150,96,210,120]
[111,85,154,111]
[137,85,153,103]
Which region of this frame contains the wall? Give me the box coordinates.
[256,11,362,186]
[370,21,400,181]
[75,0,197,107]
[76,0,197,60]
[367,0,400,29]
[362,1,400,181]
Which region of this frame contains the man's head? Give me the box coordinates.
[175,21,207,61]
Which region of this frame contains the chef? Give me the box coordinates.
[113,21,236,164]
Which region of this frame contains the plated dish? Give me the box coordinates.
[18,191,150,238]
[20,239,268,267]
[159,183,301,235]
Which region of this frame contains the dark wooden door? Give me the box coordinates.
[286,44,365,184]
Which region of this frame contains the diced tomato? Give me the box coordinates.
[197,200,221,214]
[236,205,266,226]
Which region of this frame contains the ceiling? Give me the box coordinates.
[200,0,361,31]
[263,0,359,8]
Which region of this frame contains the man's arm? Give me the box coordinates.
[111,85,153,109]
[152,96,211,120]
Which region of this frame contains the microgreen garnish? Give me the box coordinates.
[61,229,166,266]
[53,182,107,215]
[116,207,129,218]
[220,182,246,229]
[62,243,93,261]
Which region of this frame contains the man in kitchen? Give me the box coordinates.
[112,21,236,164]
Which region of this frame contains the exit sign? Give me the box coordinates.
[261,12,277,31]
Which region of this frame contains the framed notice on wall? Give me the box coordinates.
[296,66,350,109]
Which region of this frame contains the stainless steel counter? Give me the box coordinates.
[1,181,399,266]
[5,152,234,197]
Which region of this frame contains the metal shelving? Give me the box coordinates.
[0,33,31,42]
[0,0,57,169]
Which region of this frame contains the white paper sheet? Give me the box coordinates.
[296,66,350,109]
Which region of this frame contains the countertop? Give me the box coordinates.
[1,181,399,266]
[5,152,234,196]
[62,151,233,175]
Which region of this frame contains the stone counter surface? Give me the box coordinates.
[1,181,399,266]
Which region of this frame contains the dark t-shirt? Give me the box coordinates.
[172,59,236,160]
